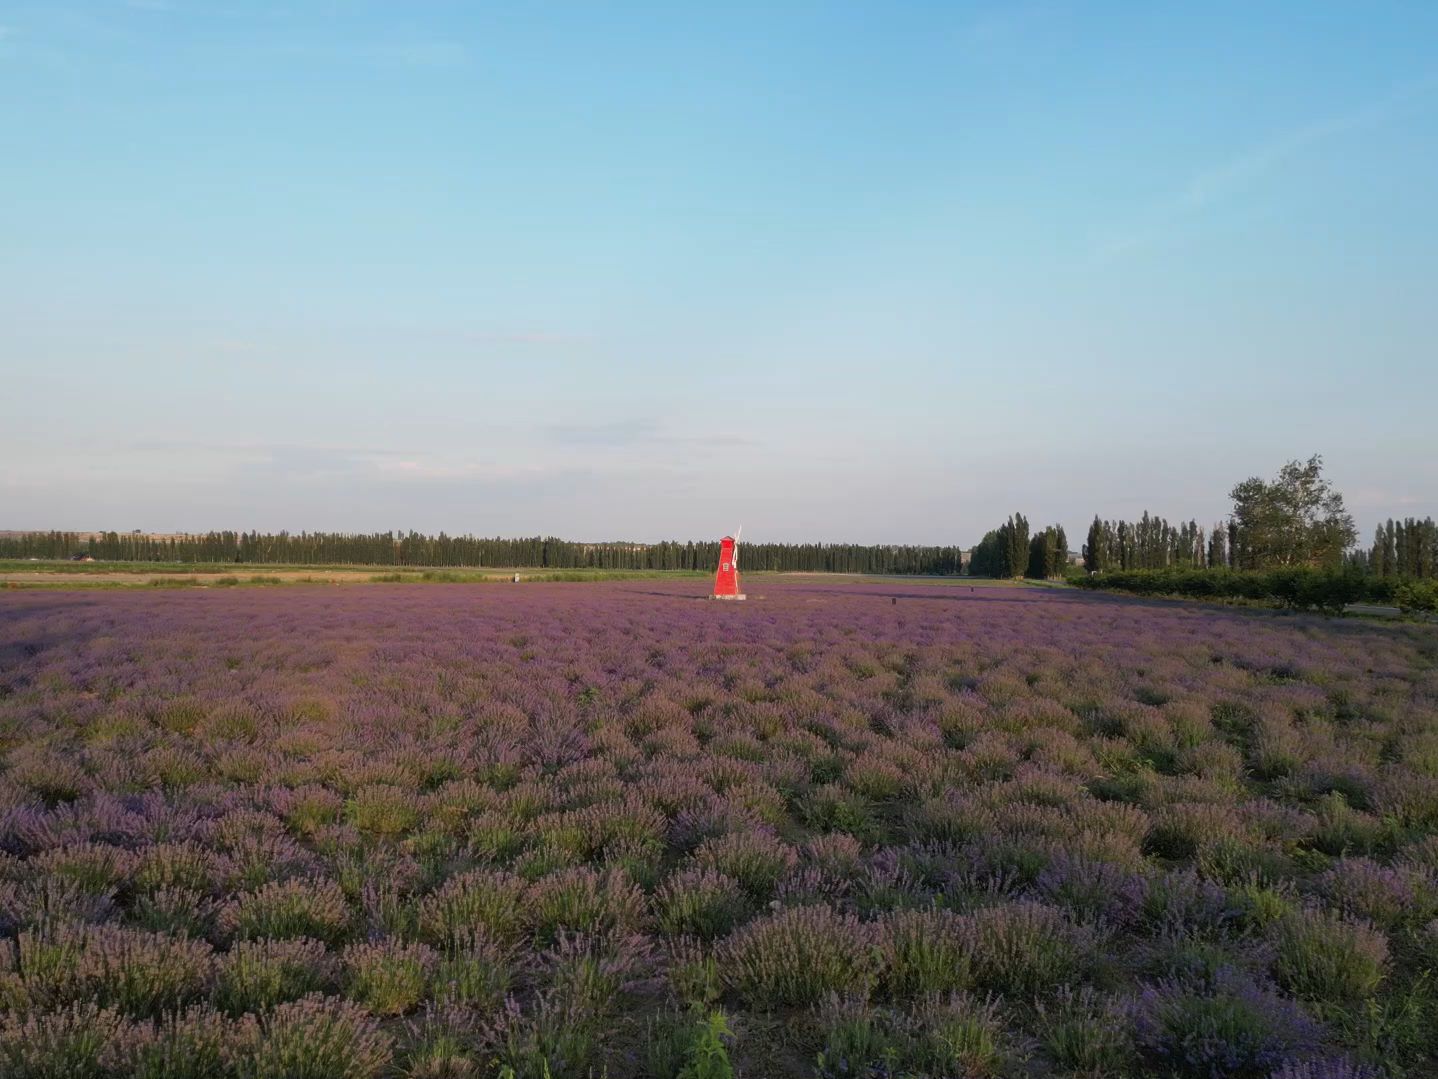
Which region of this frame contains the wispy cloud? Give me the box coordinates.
[1348,487,1425,511]
[547,419,754,449]
[548,419,666,447]
[129,439,400,457]
[124,440,574,487]
[1092,74,1437,264]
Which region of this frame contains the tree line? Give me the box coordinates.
[0,530,964,576]
[971,455,1434,586]
[1082,456,1380,575]
[1067,456,1437,611]
[5,456,1428,584]
[1082,514,1210,573]
[967,514,1071,579]
[1364,518,1437,579]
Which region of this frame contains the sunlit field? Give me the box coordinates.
[1,581,1436,1078]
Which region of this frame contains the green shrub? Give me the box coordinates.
[907,992,1006,1077]
[967,902,1097,996]
[1270,909,1388,1002]
[245,995,392,1079]
[0,1002,130,1079]
[129,1007,248,1079]
[644,1007,736,1079]
[3,925,214,1019]
[876,908,974,998]
[221,879,351,944]
[527,867,646,944]
[342,940,437,1015]
[1076,567,1437,613]
[692,833,798,901]
[718,905,878,1008]
[418,870,528,947]
[214,937,333,1014]
[433,929,512,1009]
[345,784,421,838]
[1033,986,1137,1075]
[814,1000,902,1079]
[654,870,750,941]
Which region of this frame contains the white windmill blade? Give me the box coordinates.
[733,525,742,568]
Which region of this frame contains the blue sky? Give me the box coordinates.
[2,2,1435,545]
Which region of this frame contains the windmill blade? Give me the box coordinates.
[733,526,742,568]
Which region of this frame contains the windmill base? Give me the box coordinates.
[710,594,747,601]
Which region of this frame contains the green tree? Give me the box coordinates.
[1228,455,1356,570]
[1026,532,1048,579]
[1207,522,1228,570]
[1370,525,1388,577]
[1024,525,1067,579]
[1083,516,1104,573]
[1000,513,1030,579]
[968,530,1004,577]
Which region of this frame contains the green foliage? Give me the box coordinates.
[1026,524,1069,579]
[970,513,1030,578]
[245,995,392,1079]
[342,941,435,1016]
[220,879,352,944]
[1394,578,1438,613]
[214,938,332,1014]
[966,902,1096,997]
[129,1007,244,1079]
[1367,517,1437,580]
[1076,566,1438,613]
[1034,986,1137,1075]
[654,871,749,941]
[1228,455,1356,569]
[814,994,1006,1079]
[814,1003,902,1078]
[1084,513,1208,573]
[679,1010,735,1079]
[489,994,598,1079]
[0,1003,128,1079]
[433,931,512,1010]
[345,784,421,838]
[1316,973,1435,1078]
[877,908,974,998]
[1270,910,1389,1002]
[718,905,878,1008]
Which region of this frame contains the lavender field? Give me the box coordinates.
[1,581,1436,1078]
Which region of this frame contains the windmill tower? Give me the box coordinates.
[711,527,746,600]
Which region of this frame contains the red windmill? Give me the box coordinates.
[711,526,746,601]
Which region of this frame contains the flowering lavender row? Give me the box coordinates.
[0,581,1435,1077]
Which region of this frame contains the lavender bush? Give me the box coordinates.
[1,578,1435,1074]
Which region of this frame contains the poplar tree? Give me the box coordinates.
[1208,524,1228,570]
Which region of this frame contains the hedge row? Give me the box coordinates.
[1073,567,1438,614]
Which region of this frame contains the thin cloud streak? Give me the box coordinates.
[547,419,755,449]
[1092,74,1438,264]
